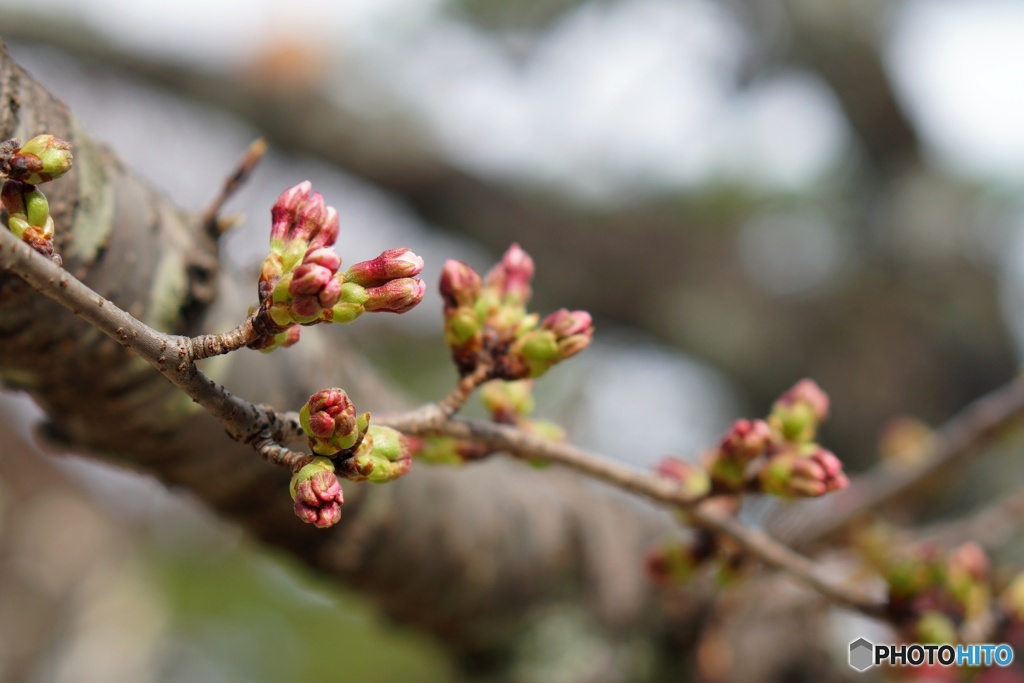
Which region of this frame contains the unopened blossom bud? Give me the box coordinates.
[299,388,370,456]
[720,419,773,463]
[655,456,711,499]
[769,379,830,443]
[506,329,559,379]
[480,379,535,423]
[2,179,57,259]
[363,277,425,313]
[270,181,312,243]
[336,426,412,483]
[947,542,991,617]
[541,309,594,361]
[485,243,535,305]
[408,435,492,465]
[344,248,425,287]
[759,446,848,499]
[289,456,344,528]
[5,135,73,184]
[269,181,339,254]
[440,259,483,310]
[878,416,934,468]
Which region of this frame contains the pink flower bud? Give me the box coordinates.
[719,419,773,465]
[655,456,711,499]
[289,263,336,296]
[541,308,589,336]
[271,181,312,241]
[345,248,425,287]
[760,446,848,499]
[363,278,426,313]
[770,379,830,442]
[268,181,339,250]
[290,457,344,528]
[486,243,535,304]
[440,260,483,310]
[776,379,830,423]
[299,389,370,455]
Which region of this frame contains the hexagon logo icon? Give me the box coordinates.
[849,638,874,671]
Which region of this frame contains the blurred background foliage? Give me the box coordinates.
[1,0,1024,680]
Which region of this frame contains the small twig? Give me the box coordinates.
[377,411,887,618]
[775,377,1024,547]
[201,138,267,238]
[436,364,491,420]
[0,227,308,470]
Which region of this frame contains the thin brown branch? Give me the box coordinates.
[201,137,267,238]
[0,226,307,469]
[378,410,888,618]
[436,363,492,420]
[775,377,1024,547]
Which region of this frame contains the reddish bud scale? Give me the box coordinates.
[440,259,483,310]
[485,243,535,305]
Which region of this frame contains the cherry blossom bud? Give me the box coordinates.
[480,379,535,423]
[408,435,493,465]
[299,389,370,456]
[363,278,425,313]
[440,260,483,310]
[709,418,772,485]
[655,456,711,499]
[289,456,344,528]
[5,135,73,184]
[345,247,425,287]
[2,179,57,260]
[269,181,338,254]
[336,426,412,483]
[485,243,534,305]
[270,181,312,243]
[541,309,594,361]
[759,446,848,499]
[769,379,830,443]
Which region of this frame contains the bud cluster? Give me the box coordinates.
[252,182,425,351]
[858,528,994,643]
[698,379,847,499]
[439,244,593,380]
[648,380,847,587]
[1,135,74,263]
